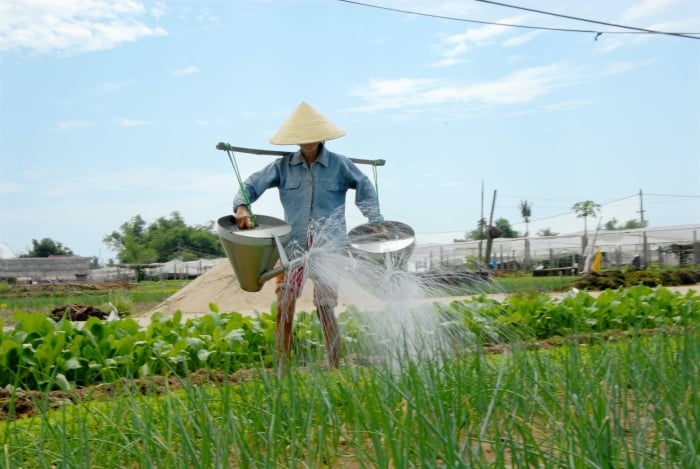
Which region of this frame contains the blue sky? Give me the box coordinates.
[1,0,699,261]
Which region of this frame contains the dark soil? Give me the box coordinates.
[50,304,115,321]
[0,368,258,421]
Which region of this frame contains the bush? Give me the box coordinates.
[624,270,663,288]
[567,268,700,291]
[677,269,700,285]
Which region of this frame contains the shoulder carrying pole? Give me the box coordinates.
[216,142,385,167]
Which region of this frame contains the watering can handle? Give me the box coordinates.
[256,234,292,286]
[273,234,289,266]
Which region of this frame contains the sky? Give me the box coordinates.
[1,0,699,262]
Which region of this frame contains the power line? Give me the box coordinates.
[645,193,700,198]
[473,0,700,40]
[420,193,642,235]
[337,0,700,39]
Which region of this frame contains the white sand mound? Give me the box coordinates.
[145,261,698,324]
[148,259,384,318]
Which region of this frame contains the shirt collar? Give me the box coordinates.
[290,143,329,167]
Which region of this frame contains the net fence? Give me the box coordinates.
[410,224,700,271]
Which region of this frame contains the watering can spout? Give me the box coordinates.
[217,215,292,292]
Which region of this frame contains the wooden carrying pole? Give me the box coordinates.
[216,143,386,167]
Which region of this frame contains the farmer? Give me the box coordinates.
[233,102,383,370]
[631,254,641,269]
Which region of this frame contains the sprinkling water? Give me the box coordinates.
[288,212,513,369]
[217,209,520,369]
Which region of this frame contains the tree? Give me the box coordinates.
[519,200,532,237]
[463,218,488,241]
[572,200,601,248]
[604,218,618,231]
[604,218,648,230]
[494,218,519,238]
[537,227,558,237]
[20,238,74,257]
[104,212,224,264]
[463,217,519,240]
[519,200,533,270]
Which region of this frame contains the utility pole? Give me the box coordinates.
[479,179,484,262]
[639,189,648,267]
[484,190,497,267]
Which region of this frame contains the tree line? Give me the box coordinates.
[458,200,646,242]
[19,201,648,261]
[19,212,224,265]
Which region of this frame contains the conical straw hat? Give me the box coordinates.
[269,102,346,145]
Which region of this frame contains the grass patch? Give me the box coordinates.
[0,280,188,323]
[2,331,698,467]
[435,275,577,297]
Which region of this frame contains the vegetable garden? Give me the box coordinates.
[1,281,698,467]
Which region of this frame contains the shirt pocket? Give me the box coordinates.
[320,180,345,192]
[282,176,302,191]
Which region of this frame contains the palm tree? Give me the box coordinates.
[519,200,532,270]
[519,200,532,237]
[572,200,601,249]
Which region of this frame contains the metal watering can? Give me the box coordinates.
[217,215,416,292]
[217,214,300,292]
[348,220,416,270]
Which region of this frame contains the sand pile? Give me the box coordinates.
[148,259,384,318]
[145,261,699,324]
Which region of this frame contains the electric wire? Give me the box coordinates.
[472,0,700,40]
[337,0,700,39]
[645,193,700,198]
[417,192,699,237]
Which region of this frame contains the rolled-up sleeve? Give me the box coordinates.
[232,160,281,211]
[347,162,383,225]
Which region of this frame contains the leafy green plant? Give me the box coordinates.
[2,285,697,392]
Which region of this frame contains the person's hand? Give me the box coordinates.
[235,205,254,229]
[371,223,389,239]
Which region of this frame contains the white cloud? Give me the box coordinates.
[14,166,233,200]
[151,1,167,20]
[507,100,592,116]
[503,30,542,47]
[434,14,532,66]
[593,0,700,52]
[0,0,168,55]
[543,100,592,112]
[0,180,24,194]
[172,66,200,76]
[601,59,656,77]
[92,80,135,93]
[350,64,581,113]
[349,78,440,112]
[117,118,153,127]
[621,0,679,23]
[56,119,93,131]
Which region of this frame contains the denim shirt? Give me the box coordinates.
[233,144,383,258]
